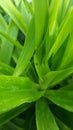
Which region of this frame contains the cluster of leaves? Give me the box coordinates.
[0,0,73,129]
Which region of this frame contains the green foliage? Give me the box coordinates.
[0,0,73,129]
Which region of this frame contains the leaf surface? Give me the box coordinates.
[14,17,35,76]
[0,103,30,126]
[33,0,49,48]
[43,67,73,89]
[45,85,73,112]
[0,76,43,114]
[47,7,73,60]
[36,98,59,130]
[0,0,27,34]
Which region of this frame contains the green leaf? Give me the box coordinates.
[45,86,73,112]
[23,0,33,15]
[0,61,14,75]
[0,0,27,35]
[33,0,49,48]
[12,47,21,64]
[69,0,73,7]
[23,107,36,130]
[0,76,43,114]
[34,25,50,80]
[12,117,25,130]
[2,121,24,130]
[13,0,21,6]
[19,0,32,26]
[49,0,62,37]
[0,14,7,48]
[43,67,73,89]
[50,35,69,70]
[0,20,19,64]
[25,62,38,82]
[0,14,7,31]
[47,7,73,60]
[13,17,35,76]
[58,32,73,69]
[0,103,30,126]
[34,39,49,80]
[61,0,70,20]
[50,104,73,129]
[0,31,22,50]
[36,98,59,130]
[56,117,71,130]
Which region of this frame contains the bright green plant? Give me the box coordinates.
[0,0,73,129]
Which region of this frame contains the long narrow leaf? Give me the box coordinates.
[36,98,59,130]
[0,0,27,34]
[33,0,49,48]
[0,21,19,64]
[0,31,22,50]
[58,32,73,69]
[0,61,14,75]
[45,87,73,112]
[0,14,7,31]
[13,17,35,76]
[43,67,73,89]
[0,103,30,126]
[47,7,73,60]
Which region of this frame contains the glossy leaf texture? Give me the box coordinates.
[36,98,59,130]
[0,76,43,114]
[0,0,73,129]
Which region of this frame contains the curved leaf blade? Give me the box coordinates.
[47,7,73,60]
[0,0,27,34]
[45,88,73,112]
[0,61,14,75]
[43,67,73,89]
[13,17,35,76]
[0,76,43,114]
[0,103,30,126]
[36,98,59,130]
[0,20,19,64]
